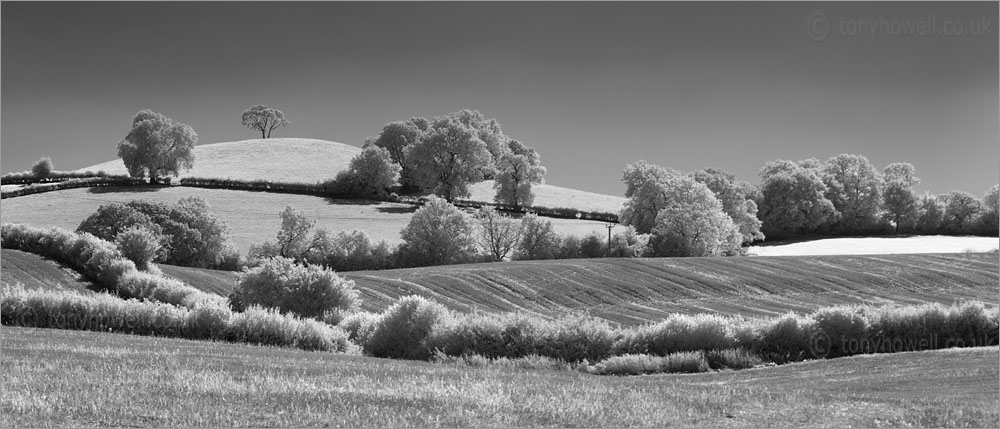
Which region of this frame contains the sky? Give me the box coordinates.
[2,2,997,197]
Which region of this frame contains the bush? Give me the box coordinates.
[115,226,164,271]
[338,311,379,345]
[230,257,360,319]
[751,313,813,363]
[811,306,870,358]
[613,313,738,356]
[397,197,476,267]
[425,311,615,363]
[365,295,452,360]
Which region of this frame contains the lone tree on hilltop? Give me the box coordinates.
[117,109,196,184]
[241,104,290,138]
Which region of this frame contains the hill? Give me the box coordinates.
[4,326,997,427]
[157,252,998,326]
[77,138,361,183]
[0,187,615,253]
[76,137,627,214]
[0,249,98,294]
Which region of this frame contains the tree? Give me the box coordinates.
[494,139,546,209]
[618,161,682,234]
[398,196,476,266]
[275,206,321,261]
[117,109,196,184]
[473,207,522,262]
[757,159,839,239]
[31,157,52,178]
[821,154,884,234]
[915,193,945,234]
[690,168,764,244]
[404,116,492,202]
[241,105,290,138]
[881,162,921,233]
[513,213,561,260]
[609,227,647,258]
[449,109,510,176]
[941,191,982,234]
[578,233,606,258]
[645,175,742,257]
[977,185,999,236]
[364,117,429,190]
[341,146,401,198]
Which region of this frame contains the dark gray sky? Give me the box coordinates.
[3,2,997,196]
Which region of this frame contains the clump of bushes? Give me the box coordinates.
[229,256,360,319]
[425,312,616,363]
[0,286,353,353]
[1,223,219,309]
[363,295,453,360]
[613,313,740,356]
[76,197,231,269]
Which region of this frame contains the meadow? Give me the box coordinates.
[0,187,616,253]
[2,327,997,427]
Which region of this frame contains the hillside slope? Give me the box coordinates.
[157,253,998,326]
[0,249,98,294]
[78,138,360,183]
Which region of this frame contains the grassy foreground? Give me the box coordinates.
[2,327,996,427]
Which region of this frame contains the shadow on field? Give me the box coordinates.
[375,205,419,214]
[87,185,167,194]
[321,197,382,206]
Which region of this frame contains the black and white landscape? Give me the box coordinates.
[1,2,998,427]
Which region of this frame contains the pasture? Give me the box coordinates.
[2,327,996,427]
[0,186,615,253]
[157,252,997,326]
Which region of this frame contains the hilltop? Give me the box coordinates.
[77,138,361,183]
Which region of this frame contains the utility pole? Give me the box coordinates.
[605,223,615,257]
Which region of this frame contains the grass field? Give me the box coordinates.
[77,138,360,183]
[0,249,97,294]
[0,187,615,254]
[157,253,998,326]
[748,235,1000,256]
[2,327,996,427]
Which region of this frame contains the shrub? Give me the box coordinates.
[752,313,813,363]
[613,313,737,356]
[337,311,379,345]
[704,348,764,370]
[230,257,360,319]
[186,299,232,339]
[365,295,452,360]
[811,306,870,358]
[397,197,476,267]
[115,226,164,270]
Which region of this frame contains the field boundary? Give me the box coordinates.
[0,177,155,199]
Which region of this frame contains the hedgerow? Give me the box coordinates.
[0,286,353,352]
[0,176,149,199]
[345,295,997,374]
[0,170,122,184]
[1,223,219,308]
